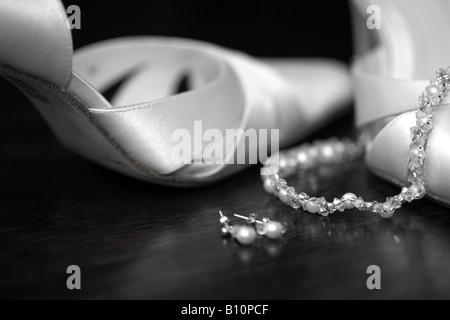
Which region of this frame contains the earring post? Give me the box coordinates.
[234,214,263,224]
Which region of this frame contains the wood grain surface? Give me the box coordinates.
[1,0,450,300]
[1,90,449,299]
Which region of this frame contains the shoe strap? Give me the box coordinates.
[71,38,302,175]
[0,0,73,88]
[353,49,450,205]
[352,49,438,128]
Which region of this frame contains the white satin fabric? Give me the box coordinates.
[72,38,350,179]
[353,49,450,207]
[0,0,351,186]
[351,0,450,206]
[0,0,72,88]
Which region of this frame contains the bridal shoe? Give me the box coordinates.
[0,0,351,186]
[351,0,450,206]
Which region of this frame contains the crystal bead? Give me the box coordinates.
[394,194,406,204]
[416,110,427,119]
[410,127,424,140]
[408,160,421,170]
[319,207,330,217]
[247,213,258,224]
[413,136,427,147]
[317,197,327,206]
[364,202,374,210]
[290,194,303,209]
[421,104,433,114]
[442,71,450,83]
[333,198,345,212]
[430,95,442,105]
[327,203,337,214]
[438,76,448,87]
[354,197,365,210]
[436,68,447,79]
[284,187,301,209]
[414,171,425,181]
[419,94,431,107]
[298,192,309,201]
[409,167,424,181]
[274,179,287,193]
[386,197,401,210]
[372,203,384,214]
[404,191,415,203]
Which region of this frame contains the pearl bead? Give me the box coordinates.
[263,179,275,194]
[426,84,440,97]
[380,208,394,219]
[305,200,320,213]
[320,145,335,160]
[417,117,433,132]
[409,146,423,161]
[234,226,257,246]
[260,69,445,220]
[279,158,287,170]
[411,182,426,199]
[278,188,290,204]
[297,151,312,168]
[342,193,357,209]
[264,221,284,239]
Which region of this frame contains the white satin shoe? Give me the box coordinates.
[0,0,351,186]
[351,0,450,206]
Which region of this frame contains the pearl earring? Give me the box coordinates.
[219,211,257,246]
[234,213,286,240]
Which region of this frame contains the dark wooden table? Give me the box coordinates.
[1,80,450,299]
[1,0,450,300]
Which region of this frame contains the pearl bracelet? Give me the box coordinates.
[262,68,449,218]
